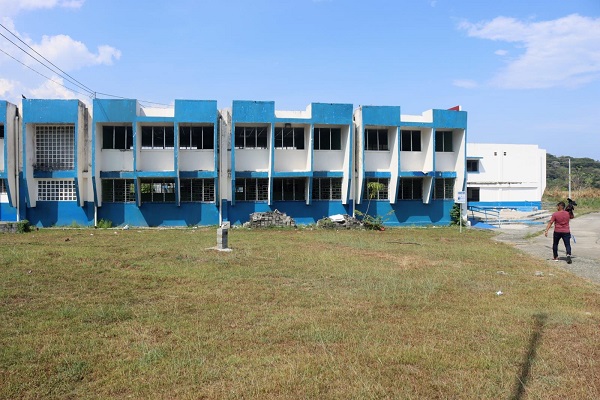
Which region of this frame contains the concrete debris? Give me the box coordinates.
[534,271,544,277]
[243,210,296,228]
[317,214,363,229]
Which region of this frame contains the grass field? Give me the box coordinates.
[1,227,598,399]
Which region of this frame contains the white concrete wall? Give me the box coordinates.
[138,150,174,171]
[0,138,4,171]
[314,150,344,171]
[274,149,310,172]
[180,150,215,171]
[236,149,269,171]
[365,151,392,171]
[100,150,134,171]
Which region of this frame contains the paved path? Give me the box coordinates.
[492,212,600,285]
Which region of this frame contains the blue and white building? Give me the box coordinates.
[0,98,470,227]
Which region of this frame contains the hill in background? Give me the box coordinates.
[547,153,600,190]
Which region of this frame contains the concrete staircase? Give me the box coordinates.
[468,207,552,227]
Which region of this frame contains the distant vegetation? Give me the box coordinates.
[546,153,600,190]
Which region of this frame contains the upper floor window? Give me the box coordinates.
[467,159,479,172]
[312,178,342,200]
[35,125,74,171]
[401,130,421,152]
[235,178,269,201]
[364,178,389,200]
[398,178,423,200]
[435,130,453,152]
[275,127,305,150]
[314,127,341,150]
[180,178,215,202]
[273,178,306,201]
[38,179,76,201]
[433,178,454,200]
[179,126,214,150]
[102,179,136,203]
[0,124,4,139]
[140,178,175,202]
[234,126,268,149]
[365,129,388,151]
[141,126,174,149]
[102,126,133,150]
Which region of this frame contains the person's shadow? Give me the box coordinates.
[511,312,547,400]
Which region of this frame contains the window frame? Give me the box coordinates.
[466,159,479,172]
[273,178,306,201]
[467,187,480,202]
[179,125,215,150]
[365,128,389,151]
[37,179,77,201]
[35,125,75,171]
[139,178,176,203]
[102,179,136,203]
[312,177,342,200]
[363,178,389,200]
[141,126,175,150]
[234,126,269,149]
[274,127,305,150]
[435,130,453,152]
[0,124,4,139]
[234,178,269,201]
[179,178,215,202]
[102,125,133,150]
[398,178,423,200]
[314,127,342,151]
[400,130,422,152]
[433,178,455,200]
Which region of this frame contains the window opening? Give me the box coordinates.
[467,159,479,172]
[275,127,305,149]
[141,126,175,149]
[312,178,342,200]
[35,125,75,171]
[0,179,6,194]
[235,178,268,201]
[433,178,455,200]
[179,126,214,150]
[365,129,388,151]
[401,130,421,151]
[314,127,341,150]
[273,178,306,201]
[102,126,133,150]
[140,178,176,202]
[234,126,268,149]
[37,180,76,201]
[435,130,453,152]
[363,178,389,200]
[0,124,4,139]
[398,178,423,200]
[467,187,480,202]
[180,178,215,202]
[102,179,136,202]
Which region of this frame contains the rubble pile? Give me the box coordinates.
[243,210,296,228]
[317,214,363,229]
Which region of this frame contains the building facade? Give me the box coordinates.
[466,143,546,211]
[0,99,468,227]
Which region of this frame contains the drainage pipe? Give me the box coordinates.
[14,110,20,222]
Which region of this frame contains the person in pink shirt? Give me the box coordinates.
[544,201,573,263]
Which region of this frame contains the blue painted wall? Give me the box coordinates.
[26,201,94,227]
[93,99,138,122]
[355,200,454,226]
[361,105,401,126]
[468,201,542,212]
[175,100,218,122]
[227,201,351,225]
[98,203,220,227]
[0,203,18,221]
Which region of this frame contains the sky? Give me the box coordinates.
[1,0,599,160]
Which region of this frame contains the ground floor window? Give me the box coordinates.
[140,178,175,202]
[0,179,6,194]
[273,178,306,201]
[364,178,389,200]
[398,178,423,200]
[102,179,136,203]
[467,187,480,202]
[180,179,215,202]
[433,178,455,200]
[38,180,76,201]
[235,178,268,201]
[313,178,342,200]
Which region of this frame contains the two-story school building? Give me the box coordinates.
[0,98,468,227]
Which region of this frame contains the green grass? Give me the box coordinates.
[1,227,598,399]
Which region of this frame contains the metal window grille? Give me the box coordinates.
[273,178,306,201]
[0,179,6,194]
[180,179,215,202]
[102,179,136,203]
[434,178,455,200]
[398,178,423,200]
[38,180,76,201]
[364,178,389,200]
[312,178,342,200]
[140,178,176,202]
[35,125,74,171]
[235,178,268,201]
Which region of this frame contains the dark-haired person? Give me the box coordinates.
[544,201,573,263]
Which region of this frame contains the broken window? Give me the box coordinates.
[275,127,305,149]
[312,178,342,200]
[35,125,75,171]
[314,127,342,150]
[401,130,421,152]
[398,178,423,200]
[273,178,306,201]
[180,178,215,202]
[141,126,175,149]
[140,178,176,202]
[102,125,133,150]
[433,178,455,200]
[364,178,389,200]
[179,125,214,150]
[435,130,453,152]
[234,126,269,149]
[37,180,76,201]
[365,129,388,151]
[102,179,136,203]
[235,178,268,201]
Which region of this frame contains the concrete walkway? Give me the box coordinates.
[492,212,600,285]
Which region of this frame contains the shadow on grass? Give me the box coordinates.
[511,312,548,400]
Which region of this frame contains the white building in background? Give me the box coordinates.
[467,143,546,211]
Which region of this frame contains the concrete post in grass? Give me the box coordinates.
[217,222,230,250]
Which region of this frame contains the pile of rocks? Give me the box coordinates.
[243,210,296,228]
[317,214,363,229]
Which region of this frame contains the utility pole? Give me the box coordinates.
[568,158,571,199]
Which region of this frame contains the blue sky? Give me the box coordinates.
[1,0,599,159]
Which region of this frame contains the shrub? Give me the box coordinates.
[16,220,31,233]
[97,219,113,229]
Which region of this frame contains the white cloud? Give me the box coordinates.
[31,34,121,70]
[453,79,478,89]
[494,49,508,56]
[459,14,600,89]
[29,76,78,99]
[0,78,17,97]
[0,0,84,16]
